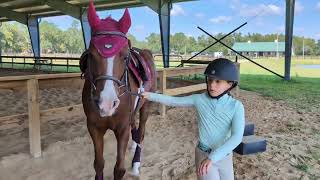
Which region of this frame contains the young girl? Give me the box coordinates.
[142,58,245,180]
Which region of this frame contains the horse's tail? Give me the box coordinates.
[143,49,157,92]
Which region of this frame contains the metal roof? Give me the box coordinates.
[0,0,194,24]
[232,42,286,52]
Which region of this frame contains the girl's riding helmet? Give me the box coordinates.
[204,58,239,88]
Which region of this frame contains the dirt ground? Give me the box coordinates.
[0,69,319,180]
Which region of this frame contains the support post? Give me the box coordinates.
[159,70,167,117]
[27,17,40,68]
[284,0,295,81]
[27,78,41,158]
[80,8,91,49]
[158,1,171,68]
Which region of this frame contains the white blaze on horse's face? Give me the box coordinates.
[98,56,120,117]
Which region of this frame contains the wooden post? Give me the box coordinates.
[159,70,167,117]
[27,78,41,158]
[50,59,53,71]
[67,59,69,72]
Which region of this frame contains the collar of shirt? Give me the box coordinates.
[205,93,229,103]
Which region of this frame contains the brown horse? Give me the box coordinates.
[80,1,157,179]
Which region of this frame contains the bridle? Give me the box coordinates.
[81,31,141,98]
[81,30,143,122]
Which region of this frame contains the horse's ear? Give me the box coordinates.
[119,8,131,33]
[88,0,100,29]
[80,50,90,73]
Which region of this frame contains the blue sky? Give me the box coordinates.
[44,0,320,41]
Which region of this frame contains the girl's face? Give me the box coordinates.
[207,77,233,97]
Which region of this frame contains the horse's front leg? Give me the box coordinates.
[131,101,151,176]
[114,125,130,180]
[88,123,106,180]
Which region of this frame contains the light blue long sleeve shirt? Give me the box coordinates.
[147,92,245,163]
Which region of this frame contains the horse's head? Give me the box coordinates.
[80,1,131,117]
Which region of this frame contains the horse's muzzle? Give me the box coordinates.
[97,98,120,117]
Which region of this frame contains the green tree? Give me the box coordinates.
[171,32,188,54]
[128,33,147,49]
[1,22,320,57]
[40,21,65,53]
[146,33,161,53]
[316,40,320,55]
[64,20,84,54]
[0,22,30,53]
[293,37,317,55]
[186,36,197,54]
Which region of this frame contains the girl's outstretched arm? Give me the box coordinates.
[141,92,196,107]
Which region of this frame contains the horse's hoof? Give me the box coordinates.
[129,170,140,177]
[95,173,104,180]
[130,162,140,176]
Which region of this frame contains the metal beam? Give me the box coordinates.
[44,0,80,19]
[140,0,159,12]
[0,0,14,5]
[0,0,195,23]
[141,0,178,12]
[158,1,171,68]
[27,17,40,59]
[0,0,29,6]
[80,8,91,49]
[0,6,27,24]
[285,0,295,81]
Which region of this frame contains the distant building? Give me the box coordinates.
[191,51,199,56]
[232,41,288,57]
[214,52,223,58]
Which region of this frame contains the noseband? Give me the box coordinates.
[81,31,141,98]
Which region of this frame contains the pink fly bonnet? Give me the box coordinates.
[88,0,131,58]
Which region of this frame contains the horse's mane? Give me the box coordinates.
[79,50,90,73]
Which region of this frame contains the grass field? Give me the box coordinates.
[176,57,320,112]
[239,57,320,78]
[239,58,320,112]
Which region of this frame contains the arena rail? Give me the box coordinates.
[0,66,212,157]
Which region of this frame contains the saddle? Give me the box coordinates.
[128,48,152,91]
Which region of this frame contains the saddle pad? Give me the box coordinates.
[128,50,153,91]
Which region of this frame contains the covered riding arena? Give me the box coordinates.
[1,0,320,180]
[0,66,319,179]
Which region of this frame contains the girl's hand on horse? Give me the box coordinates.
[198,158,212,176]
[141,92,151,99]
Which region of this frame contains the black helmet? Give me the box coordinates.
[204,58,239,83]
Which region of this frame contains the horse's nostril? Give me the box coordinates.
[113,100,119,108]
[94,99,100,105]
